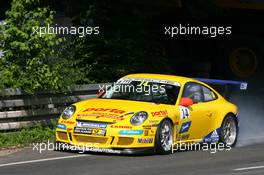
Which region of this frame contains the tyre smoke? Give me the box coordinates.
[230,93,264,147]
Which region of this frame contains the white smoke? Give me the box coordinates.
[230,93,264,147]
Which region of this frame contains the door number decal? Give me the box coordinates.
[180,106,190,120]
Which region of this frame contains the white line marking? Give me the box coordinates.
[0,154,88,168]
[234,165,264,171]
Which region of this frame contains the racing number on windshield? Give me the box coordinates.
[180,106,190,120]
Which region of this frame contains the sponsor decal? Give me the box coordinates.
[144,129,154,136]
[83,147,121,154]
[74,127,92,134]
[180,121,192,133]
[151,110,168,117]
[149,119,159,123]
[57,124,66,130]
[144,130,149,136]
[92,128,106,136]
[116,79,133,84]
[240,83,247,90]
[143,125,152,129]
[138,138,153,144]
[149,130,155,136]
[77,113,124,121]
[118,78,180,86]
[111,125,132,129]
[78,112,119,117]
[73,122,107,136]
[119,130,143,135]
[76,121,107,128]
[82,108,126,114]
[179,106,190,120]
[74,127,106,136]
[61,120,75,125]
[203,128,220,143]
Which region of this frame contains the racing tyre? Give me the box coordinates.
[155,119,174,154]
[219,115,238,147]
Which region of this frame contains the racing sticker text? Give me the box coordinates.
[111,125,132,129]
[138,138,153,144]
[82,108,126,114]
[151,110,168,117]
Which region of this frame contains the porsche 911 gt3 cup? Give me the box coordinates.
[56,74,246,154]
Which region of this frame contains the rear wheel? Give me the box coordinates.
[155,119,174,154]
[219,115,238,147]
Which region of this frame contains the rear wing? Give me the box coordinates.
[194,78,248,100]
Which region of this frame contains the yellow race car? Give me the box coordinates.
[56,74,245,154]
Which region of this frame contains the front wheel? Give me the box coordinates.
[219,115,238,147]
[155,119,174,154]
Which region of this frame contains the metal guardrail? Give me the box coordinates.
[0,84,109,131]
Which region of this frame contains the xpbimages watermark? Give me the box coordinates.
[31,140,232,154]
[164,24,232,38]
[32,24,100,37]
[98,81,166,96]
[32,140,121,154]
[172,141,232,154]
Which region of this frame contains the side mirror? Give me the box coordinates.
[97,89,105,97]
[179,97,193,107]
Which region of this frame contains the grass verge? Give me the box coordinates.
[0,122,56,148]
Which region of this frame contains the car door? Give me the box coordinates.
[178,82,216,141]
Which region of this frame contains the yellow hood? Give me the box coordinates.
[74,98,165,123]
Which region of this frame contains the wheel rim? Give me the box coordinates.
[223,118,237,145]
[160,121,173,151]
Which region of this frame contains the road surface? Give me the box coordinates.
[0,143,264,175]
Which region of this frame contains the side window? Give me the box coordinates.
[182,82,204,103]
[202,86,217,102]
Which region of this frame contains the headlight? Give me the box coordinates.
[130,111,148,126]
[61,106,76,119]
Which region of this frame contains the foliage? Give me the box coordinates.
[0,0,173,91]
[70,0,171,83]
[0,0,86,93]
[0,123,55,148]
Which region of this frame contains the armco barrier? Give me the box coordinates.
[0,83,110,130]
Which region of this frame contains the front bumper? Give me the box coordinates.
[55,141,155,154]
[55,127,156,151]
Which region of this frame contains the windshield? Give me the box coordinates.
[100,79,180,105]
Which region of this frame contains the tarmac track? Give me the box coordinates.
[0,143,264,175]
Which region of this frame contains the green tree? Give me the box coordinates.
[70,0,171,83]
[0,0,86,93]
